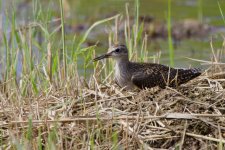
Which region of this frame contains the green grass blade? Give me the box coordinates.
[26,117,33,141]
[167,0,174,66]
[218,1,225,25]
[112,131,118,150]
[77,14,120,52]
[59,0,67,78]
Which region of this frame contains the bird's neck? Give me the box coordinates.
[115,57,129,65]
[115,58,130,76]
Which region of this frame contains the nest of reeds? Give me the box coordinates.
[1,63,225,150]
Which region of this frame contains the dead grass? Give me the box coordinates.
[1,64,225,150]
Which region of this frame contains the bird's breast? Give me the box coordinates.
[115,62,134,89]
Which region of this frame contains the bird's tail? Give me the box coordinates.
[177,68,201,85]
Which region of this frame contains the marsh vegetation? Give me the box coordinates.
[0,0,225,149]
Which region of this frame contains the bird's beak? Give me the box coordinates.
[93,51,112,61]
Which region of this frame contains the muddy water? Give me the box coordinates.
[69,0,225,67]
[1,0,225,77]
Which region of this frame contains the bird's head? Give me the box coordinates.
[93,44,129,61]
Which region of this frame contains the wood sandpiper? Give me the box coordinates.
[93,44,201,90]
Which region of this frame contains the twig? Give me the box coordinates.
[185,132,225,143]
[179,120,187,150]
[4,113,225,125]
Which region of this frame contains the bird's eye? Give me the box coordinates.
[115,48,120,53]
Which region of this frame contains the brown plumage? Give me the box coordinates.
[93,44,201,90]
[130,62,201,89]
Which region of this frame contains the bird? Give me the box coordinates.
[93,44,201,90]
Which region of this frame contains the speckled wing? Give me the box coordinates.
[131,63,201,89]
[131,64,169,89]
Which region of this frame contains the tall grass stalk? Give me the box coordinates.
[59,0,67,79]
[218,1,225,25]
[47,42,52,82]
[198,0,203,23]
[167,0,174,66]
[26,117,33,141]
[4,5,20,95]
[125,3,131,49]
[2,33,9,88]
[134,0,139,49]
[125,0,144,61]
